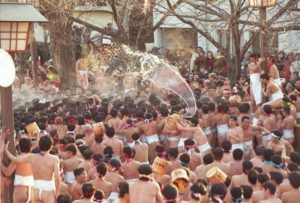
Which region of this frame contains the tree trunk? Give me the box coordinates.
[47,17,76,90]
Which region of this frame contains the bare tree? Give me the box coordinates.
[164,0,299,80]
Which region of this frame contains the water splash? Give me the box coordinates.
[112,44,197,118]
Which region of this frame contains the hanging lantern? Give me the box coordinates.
[0,49,16,87]
[249,0,277,7]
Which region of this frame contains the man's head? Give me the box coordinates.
[212,147,224,161]
[270,171,283,185]
[162,184,178,203]
[233,149,244,161]
[123,146,134,159]
[241,116,251,128]
[81,182,95,199]
[96,163,107,178]
[74,167,87,183]
[39,135,53,152]
[262,181,277,199]
[263,105,272,115]
[288,172,300,189]
[230,187,243,203]
[260,73,270,84]
[19,137,32,153]
[106,127,115,138]
[228,116,238,128]
[221,141,232,153]
[57,193,72,203]
[167,148,179,160]
[64,143,78,158]
[242,160,253,174]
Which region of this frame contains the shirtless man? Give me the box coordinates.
[75,56,89,91]
[90,132,105,155]
[102,127,123,158]
[281,172,300,203]
[105,159,125,193]
[63,144,82,184]
[281,107,296,144]
[70,168,87,201]
[248,53,263,106]
[107,108,121,130]
[260,182,282,203]
[139,113,159,163]
[2,137,34,203]
[119,119,139,147]
[230,160,253,188]
[267,56,281,87]
[131,133,149,164]
[121,146,141,180]
[201,104,213,144]
[260,105,277,145]
[261,73,284,109]
[176,117,211,156]
[90,162,112,199]
[73,183,95,203]
[183,139,202,171]
[215,103,230,145]
[241,116,269,159]
[226,116,244,151]
[129,164,163,203]
[5,136,60,203]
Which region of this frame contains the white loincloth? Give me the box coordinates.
[243,140,253,157]
[198,143,211,154]
[64,171,75,184]
[167,136,179,142]
[14,175,34,203]
[283,129,294,139]
[107,192,119,201]
[177,138,188,147]
[217,124,229,137]
[127,142,134,148]
[78,70,88,90]
[296,112,300,119]
[145,134,159,144]
[270,90,284,102]
[33,179,55,201]
[126,179,138,184]
[14,175,34,187]
[231,143,244,151]
[273,78,281,87]
[262,134,272,146]
[250,73,262,105]
[252,117,259,126]
[203,127,212,135]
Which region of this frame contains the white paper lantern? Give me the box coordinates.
[0,49,16,87]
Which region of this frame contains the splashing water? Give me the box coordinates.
[111,44,197,118]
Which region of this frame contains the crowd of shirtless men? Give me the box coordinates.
[1,52,300,203]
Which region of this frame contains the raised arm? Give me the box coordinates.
[53,157,61,196]
[4,142,31,163]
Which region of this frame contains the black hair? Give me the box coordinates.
[179,153,190,167]
[242,160,253,174]
[190,181,207,200]
[241,185,253,200]
[39,136,53,151]
[74,167,85,177]
[57,193,72,203]
[210,183,227,203]
[238,103,250,113]
[103,146,114,160]
[96,162,107,177]
[271,155,283,169]
[262,181,276,195]
[132,132,140,141]
[109,158,121,169]
[287,163,300,172]
[82,182,95,199]
[213,147,224,161]
[255,145,266,156]
[167,148,179,159]
[106,127,115,138]
[138,164,152,175]
[123,146,134,158]
[233,149,244,161]
[288,172,300,189]
[64,143,78,155]
[260,73,270,80]
[184,138,195,148]
[118,181,129,198]
[257,173,270,185]
[110,108,118,117]
[263,105,272,115]
[203,153,214,165]
[19,137,32,153]
[270,171,284,185]
[221,141,232,152]
[283,106,291,115]
[247,169,258,185]
[82,149,93,160]
[230,187,243,203]
[241,116,250,122]
[290,151,300,165]
[94,190,104,202]
[263,149,274,161]
[161,184,178,203]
